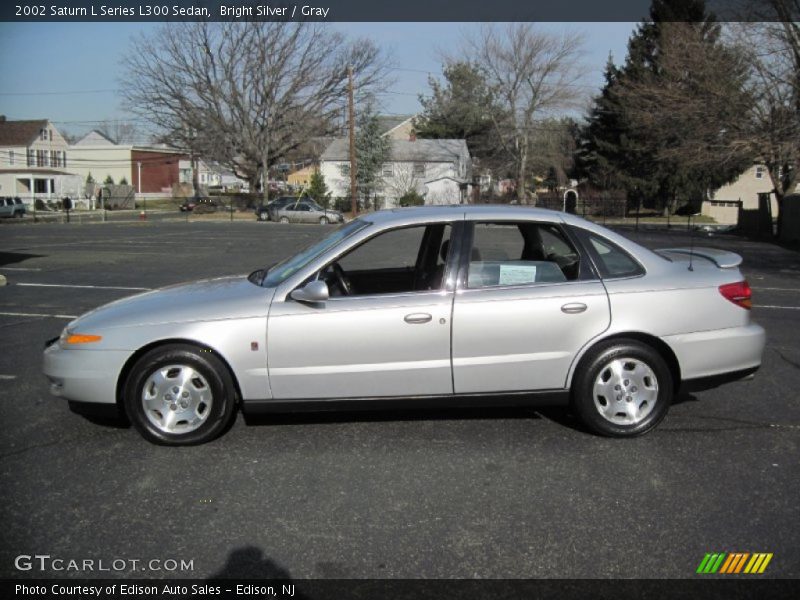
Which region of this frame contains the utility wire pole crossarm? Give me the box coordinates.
[348,65,357,216]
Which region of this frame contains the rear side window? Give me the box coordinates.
[467,222,583,287]
[579,230,644,279]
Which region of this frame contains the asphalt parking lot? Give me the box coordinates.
[0,218,798,580]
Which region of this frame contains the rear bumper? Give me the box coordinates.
[681,366,759,393]
[663,323,766,383]
[43,342,131,405]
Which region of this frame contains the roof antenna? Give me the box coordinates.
[688,211,695,272]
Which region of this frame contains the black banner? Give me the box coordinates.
[4,579,800,600]
[1,0,793,23]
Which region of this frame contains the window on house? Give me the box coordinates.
[339,163,350,177]
[40,129,47,140]
[61,151,67,168]
[413,162,425,177]
[27,149,35,166]
[382,163,393,177]
[8,150,14,166]
[50,150,58,167]
[755,166,765,179]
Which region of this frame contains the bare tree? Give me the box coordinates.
[730,1,800,203]
[121,22,390,197]
[96,120,140,145]
[459,24,585,202]
[384,163,422,199]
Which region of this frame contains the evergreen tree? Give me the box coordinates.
[352,108,390,210]
[578,0,754,212]
[305,169,331,208]
[415,61,508,173]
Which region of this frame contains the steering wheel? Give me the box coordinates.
[330,262,353,296]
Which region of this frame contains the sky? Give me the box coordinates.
[0,21,636,140]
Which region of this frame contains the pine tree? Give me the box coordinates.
[578,0,754,213]
[353,109,390,210]
[305,169,331,208]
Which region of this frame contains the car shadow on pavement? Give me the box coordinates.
[0,251,44,267]
[242,405,547,429]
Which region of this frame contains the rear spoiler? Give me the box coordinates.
[655,247,743,268]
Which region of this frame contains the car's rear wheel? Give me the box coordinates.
[123,344,237,445]
[572,339,672,437]
[319,216,328,225]
[279,216,289,223]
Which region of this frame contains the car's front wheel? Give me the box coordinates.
[257,210,268,221]
[123,344,237,445]
[572,339,672,437]
[319,216,328,225]
[279,216,289,223]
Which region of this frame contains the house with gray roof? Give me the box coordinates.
[319,136,472,207]
[0,116,83,206]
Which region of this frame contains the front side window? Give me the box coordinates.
[319,223,452,296]
[467,222,582,288]
[262,219,368,287]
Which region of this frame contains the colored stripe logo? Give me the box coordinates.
[696,552,773,574]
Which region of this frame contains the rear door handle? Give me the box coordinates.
[404,313,432,324]
[561,303,587,314]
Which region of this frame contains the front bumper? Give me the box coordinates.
[43,342,132,405]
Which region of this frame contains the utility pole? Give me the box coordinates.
[348,65,357,216]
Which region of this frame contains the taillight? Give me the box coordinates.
[719,281,752,310]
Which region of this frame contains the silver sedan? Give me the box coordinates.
[273,199,344,224]
[43,206,765,445]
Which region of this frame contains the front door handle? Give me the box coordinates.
[404,313,433,324]
[561,303,587,314]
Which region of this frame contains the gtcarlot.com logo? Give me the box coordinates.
[14,554,194,573]
[696,552,773,574]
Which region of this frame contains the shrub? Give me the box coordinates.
[398,191,425,207]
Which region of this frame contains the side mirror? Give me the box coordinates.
[290,280,329,304]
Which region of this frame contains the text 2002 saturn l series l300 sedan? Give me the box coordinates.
[44,205,765,445]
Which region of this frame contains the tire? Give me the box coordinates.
[572,339,672,437]
[279,216,289,223]
[122,344,237,445]
[257,211,268,221]
[319,216,328,225]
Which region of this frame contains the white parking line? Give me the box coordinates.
[0,267,41,271]
[752,287,800,292]
[0,311,77,319]
[0,375,17,380]
[15,283,151,291]
[754,305,800,310]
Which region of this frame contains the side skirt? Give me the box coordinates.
[242,389,570,415]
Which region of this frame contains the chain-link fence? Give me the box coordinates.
[1,193,270,224]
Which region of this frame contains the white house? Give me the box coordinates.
[0,117,82,205]
[319,137,471,208]
[702,164,780,225]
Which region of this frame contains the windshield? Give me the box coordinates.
[261,219,369,287]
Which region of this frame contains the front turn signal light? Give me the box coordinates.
[65,333,103,345]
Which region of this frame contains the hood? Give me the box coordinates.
[68,275,274,332]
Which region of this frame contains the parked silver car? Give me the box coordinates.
[272,198,344,224]
[44,206,765,445]
[0,197,26,218]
